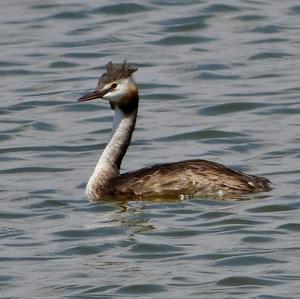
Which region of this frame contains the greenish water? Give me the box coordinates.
[1,1,300,298]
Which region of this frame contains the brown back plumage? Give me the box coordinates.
[103,159,272,200]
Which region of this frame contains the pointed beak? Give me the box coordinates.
[77,88,110,102]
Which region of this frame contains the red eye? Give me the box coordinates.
[111,83,118,89]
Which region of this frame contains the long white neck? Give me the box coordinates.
[86,107,137,199]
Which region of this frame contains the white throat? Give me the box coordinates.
[110,107,125,138]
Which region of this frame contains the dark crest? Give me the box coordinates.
[100,61,137,84]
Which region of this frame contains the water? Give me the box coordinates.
[1,0,300,298]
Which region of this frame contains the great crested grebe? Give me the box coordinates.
[78,61,271,201]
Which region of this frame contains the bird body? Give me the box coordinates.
[96,159,270,200]
[78,61,271,201]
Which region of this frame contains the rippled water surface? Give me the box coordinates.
[1,0,300,298]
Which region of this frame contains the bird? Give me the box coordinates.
[78,61,271,201]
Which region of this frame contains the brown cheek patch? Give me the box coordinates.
[117,87,139,114]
